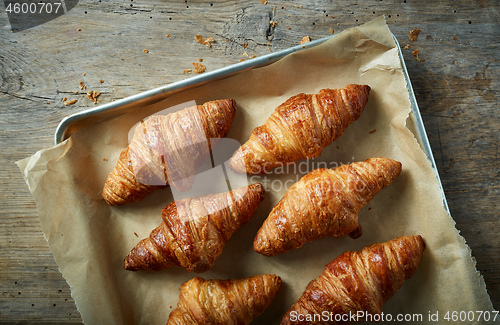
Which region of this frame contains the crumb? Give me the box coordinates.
[46,102,50,104]
[249,55,256,59]
[329,28,334,34]
[75,91,79,94]
[404,43,410,50]
[195,35,215,47]
[102,158,108,161]
[83,73,86,76]
[267,46,272,52]
[300,36,311,44]
[77,28,81,32]
[330,16,334,19]
[143,49,149,53]
[62,97,67,101]
[192,62,206,74]
[183,69,192,74]
[87,90,101,104]
[453,36,457,40]
[240,59,246,62]
[99,79,104,83]
[270,21,278,28]
[166,34,171,37]
[243,42,248,49]
[368,207,372,210]
[63,99,78,106]
[198,58,203,62]
[260,0,267,4]
[79,81,86,90]
[408,28,420,42]
[369,129,377,134]
[134,232,138,237]
[336,146,340,149]
[412,49,421,62]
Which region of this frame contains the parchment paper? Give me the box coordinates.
[17,17,495,324]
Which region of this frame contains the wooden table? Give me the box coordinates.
[1,0,498,322]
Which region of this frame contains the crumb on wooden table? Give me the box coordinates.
[369,129,377,134]
[143,49,149,53]
[183,69,192,74]
[412,49,421,62]
[79,81,86,90]
[195,35,215,47]
[63,98,78,106]
[260,0,267,4]
[408,28,421,42]
[192,62,206,74]
[87,90,101,104]
[300,36,311,44]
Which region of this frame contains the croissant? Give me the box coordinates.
[102,99,236,206]
[124,183,265,272]
[254,158,402,257]
[229,85,370,174]
[280,235,425,325]
[167,274,282,325]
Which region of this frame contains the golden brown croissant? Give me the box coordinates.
[280,235,425,325]
[124,183,265,272]
[102,99,236,206]
[254,158,402,257]
[229,85,370,174]
[167,274,282,325]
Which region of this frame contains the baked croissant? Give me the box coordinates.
[254,158,402,257]
[280,235,425,325]
[229,85,370,174]
[167,274,282,325]
[102,99,236,206]
[124,183,265,272]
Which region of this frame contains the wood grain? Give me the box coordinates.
[1,0,498,322]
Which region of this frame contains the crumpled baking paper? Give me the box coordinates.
[17,16,494,324]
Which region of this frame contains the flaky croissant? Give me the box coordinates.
[229,85,370,174]
[124,183,265,272]
[167,274,282,325]
[254,158,402,257]
[280,235,425,325]
[102,99,236,206]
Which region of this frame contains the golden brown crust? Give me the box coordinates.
[254,158,402,257]
[124,183,265,272]
[229,85,370,174]
[280,235,425,325]
[102,99,236,206]
[167,274,282,325]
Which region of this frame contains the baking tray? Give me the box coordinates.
[54,32,451,215]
